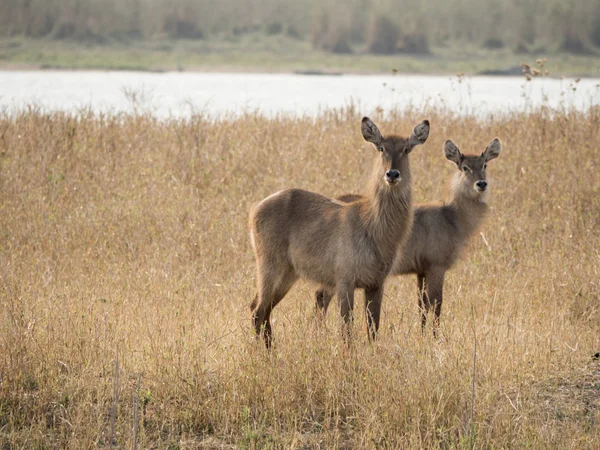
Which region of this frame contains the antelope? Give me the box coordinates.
[315,138,502,335]
[249,117,430,348]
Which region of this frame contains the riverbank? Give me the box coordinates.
[1,36,600,77]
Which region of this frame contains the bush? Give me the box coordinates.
[52,20,76,40]
[401,32,430,55]
[328,31,353,54]
[232,25,261,36]
[51,19,106,44]
[286,24,302,40]
[163,15,203,40]
[560,31,591,54]
[483,37,504,49]
[265,22,283,35]
[122,28,143,40]
[591,13,600,48]
[366,16,400,55]
[514,41,529,54]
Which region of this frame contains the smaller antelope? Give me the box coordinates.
[316,138,502,334]
[249,117,430,348]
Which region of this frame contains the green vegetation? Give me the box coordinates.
[1,35,600,76]
[0,0,600,74]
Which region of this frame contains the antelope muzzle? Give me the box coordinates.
[385,169,401,185]
[475,180,488,192]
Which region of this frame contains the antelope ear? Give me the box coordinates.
[482,138,501,161]
[361,117,383,147]
[406,119,430,152]
[444,140,462,165]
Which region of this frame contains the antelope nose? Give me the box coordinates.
[476,180,488,191]
[386,170,400,181]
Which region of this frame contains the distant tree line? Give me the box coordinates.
[1,0,599,55]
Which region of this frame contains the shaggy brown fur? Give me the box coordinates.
[315,138,502,335]
[249,117,430,347]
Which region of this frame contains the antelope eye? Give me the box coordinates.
[462,166,470,172]
[378,145,384,152]
[483,164,487,170]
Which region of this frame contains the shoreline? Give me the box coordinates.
[0,64,598,80]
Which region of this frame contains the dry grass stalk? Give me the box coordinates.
[133,374,141,450]
[109,349,119,449]
[468,305,477,446]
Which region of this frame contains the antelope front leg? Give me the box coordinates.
[337,283,355,342]
[364,286,383,341]
[315,288,334,316]
[425,268,445,338]
[417,274,427,332]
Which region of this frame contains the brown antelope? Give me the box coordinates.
[249,117,430,347]
[315,138,502,335]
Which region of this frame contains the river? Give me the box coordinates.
[1,71,599,118]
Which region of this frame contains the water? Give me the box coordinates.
[1,71,599,118]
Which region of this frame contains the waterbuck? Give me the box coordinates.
[315,138,502,334]
[249,117,430,347]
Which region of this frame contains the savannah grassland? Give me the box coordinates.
[1,101,600,449]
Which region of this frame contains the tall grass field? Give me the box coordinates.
[0,103,599,448]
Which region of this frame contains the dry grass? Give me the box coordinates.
[0,105,599,449]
